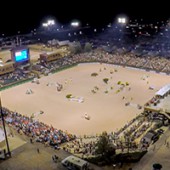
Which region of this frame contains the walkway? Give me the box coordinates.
[133,126,170,170]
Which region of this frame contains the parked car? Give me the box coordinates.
[152,133,160,144]
[157,129,164,134]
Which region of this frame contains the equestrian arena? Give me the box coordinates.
[1,63,170,136]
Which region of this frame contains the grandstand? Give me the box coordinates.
[0,62,14,75]
[39,49,68,63]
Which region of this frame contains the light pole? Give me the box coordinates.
[0,97,11,158]
[42,19,55,31]
[42,19,56,51]
[71,20,80,28]
[118,17,127,24]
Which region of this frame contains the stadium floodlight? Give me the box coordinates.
[118,17,126,24]
[47,19,55,25]
[42,23,48,27]
[121,18,126,24]
[42,18,56,28]
[71,21,80,27]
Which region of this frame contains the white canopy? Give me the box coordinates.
[156,84,170,96]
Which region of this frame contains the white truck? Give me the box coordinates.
[61,155,89,170]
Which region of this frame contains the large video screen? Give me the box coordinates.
[15,49,29,62]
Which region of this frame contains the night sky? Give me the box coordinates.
[0,0,169,36]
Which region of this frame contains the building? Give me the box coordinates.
[39,49,68,63]
[0,62,15,75]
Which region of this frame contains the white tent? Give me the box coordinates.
[156,84,170,97]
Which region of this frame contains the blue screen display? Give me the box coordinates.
[15,50,28,62]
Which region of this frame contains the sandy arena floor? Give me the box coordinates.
[1,63,170,136]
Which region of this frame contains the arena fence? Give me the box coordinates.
[0,78,34,91]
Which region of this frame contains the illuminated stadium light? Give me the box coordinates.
[42,23,48,27]
[122,18,126,23]
[47,20,55,25]
[42,18,56,28]
[118,18,121,23]
[118,17,126,24]
[79,31,82,34]
[71,20,80,27]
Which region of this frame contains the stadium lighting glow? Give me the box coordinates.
[47,20,55,25]
[71,21,80,27]
[42,23,48,27]
[42,19,55,27]
[118,17,126,24]
[107,23,112,27]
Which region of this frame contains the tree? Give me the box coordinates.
[95,132,115,159]
[69,41,82,54]
[69,44,76,54]
[75,41,82,54]
[152,163,162,170]
[84,42,92,52]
